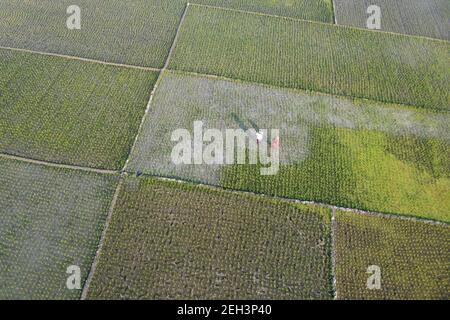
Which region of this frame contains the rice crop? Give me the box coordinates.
[169,5,450,111]
[334,210,450,299]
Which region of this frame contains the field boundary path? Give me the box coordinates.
[80,178,124,300]
[0,45,161,72]
[0,153,118,175]
[3,152,445,226]
[167,69,450,114]
[3,153,448,300]
[136,174,449,226]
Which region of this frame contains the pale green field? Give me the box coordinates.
[335,211,450,299]
[0,158,118,299]
[334,0,450,40]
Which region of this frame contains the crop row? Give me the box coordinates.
[334,0,450,40]
[0,48,158,170]
[2,156,447,299]
[0,0,333,68]
[335,210,450,299]
[86,176,333,299]
[85,176,450,299]
[169,5,450,111]
[0,157,118,299]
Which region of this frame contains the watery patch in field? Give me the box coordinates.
[86,177,332,299]
[334,211,450,299]
[128,71,450,222]
[0,0,333,68]
[0,49,158,169]
[334,0,450,40]
[169,5,450,111]
[0,158,118,299]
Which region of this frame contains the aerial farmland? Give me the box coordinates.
[0,0,448,304]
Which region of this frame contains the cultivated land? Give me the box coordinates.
[334,211,450,300]
[0,0,333,68]
[86,177,333,299]
[0,48,158,170]
[0,1,449,301]
[334,0,450,41]
[169,5,450,111]
[0,158,118,299]
[128,71,450,222]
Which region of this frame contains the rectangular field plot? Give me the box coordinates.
[86,177,332,299]
[128,71,450,222]
[334,0,450,41]
[0,48,158,170]
[169,5,450,111]
[0,0,183,68]
[0,157,118,299]
[334,211,450,299]
[0,0,333,68]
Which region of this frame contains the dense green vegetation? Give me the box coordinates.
[221,126,450,222]
[128,72,450,222]
[0,158,118,299]
[170,5,450,110]
[334,211,450,299]
[1,0,448,301]
[0,48,158,169]
[0,0,333,68]
[86,177,332,299]
[335,0,450,40]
